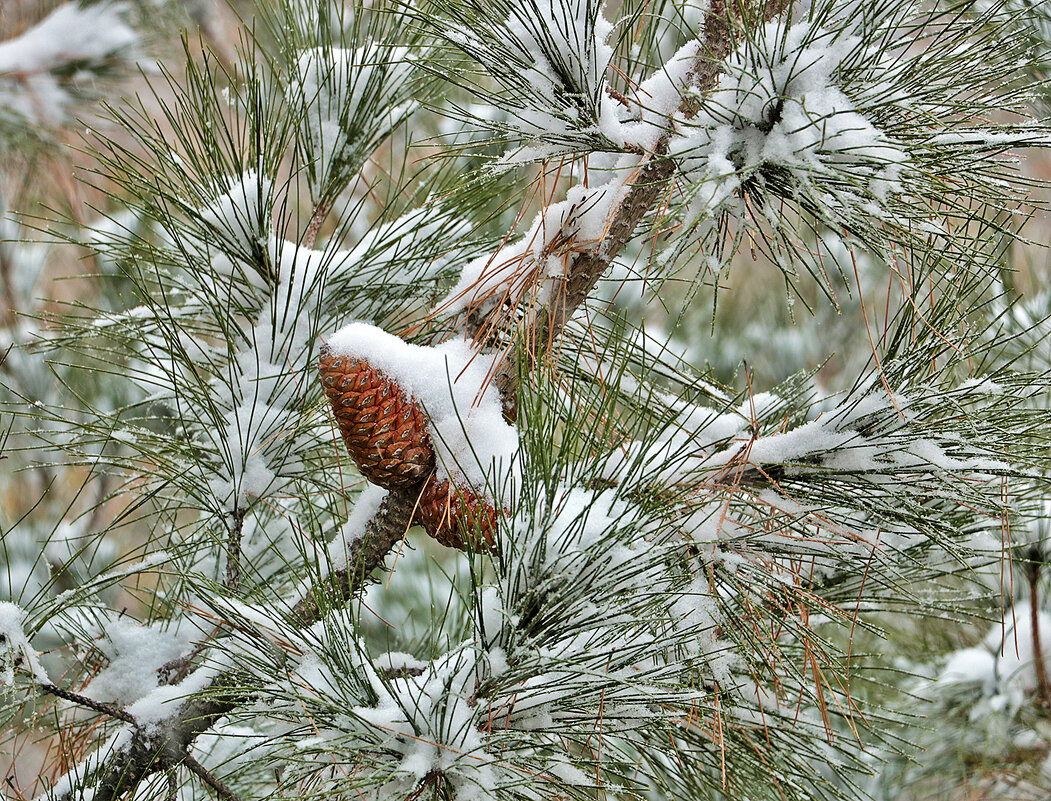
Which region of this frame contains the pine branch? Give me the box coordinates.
[46,488,417,801]
[476,0,795,418]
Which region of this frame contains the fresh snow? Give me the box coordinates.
[291,45,414,194]
[670,21,907,226]
[437,156,636,321]
[0,2,138,125]
[499,0,621,146]
[81,620,191,706]
[0,603,49,686]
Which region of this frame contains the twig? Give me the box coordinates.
[291,487,419,626]
[1027,549,1051,709]
[224,510,245,590]
[182,752,244,801]
[40,682,137,725]
[303,197,331,250]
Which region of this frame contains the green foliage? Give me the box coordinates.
[1,1,1051,800]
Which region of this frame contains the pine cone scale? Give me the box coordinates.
[319,346,435,488]
[417,475,499,552]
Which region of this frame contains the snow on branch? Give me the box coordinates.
[291,43,416,201]
[670,19,908,230]
[0,602,49,687]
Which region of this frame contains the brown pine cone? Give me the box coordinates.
[417,475,499,552]
[319,345,435,489]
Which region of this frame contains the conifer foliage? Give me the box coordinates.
[2,1,1051,800]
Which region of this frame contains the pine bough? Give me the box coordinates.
[2,1,1050,800]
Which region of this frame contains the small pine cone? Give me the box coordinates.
[417,475,499,552]
[319,345,435,489]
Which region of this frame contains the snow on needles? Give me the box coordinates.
[160,169,472,516]
[0,603,49,687]
[327,323,519,498]
[438,160,634,320]
[291,45,414,195]
[447,0,622,155]
[670,21,907,228]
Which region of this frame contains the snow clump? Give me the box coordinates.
[670,21,907,228]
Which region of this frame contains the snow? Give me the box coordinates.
[0,602,49,686]
[669,20,907,226]
[0,2,139,125]
[54,551,170,606]
[982,602,1051,694]
[376,651,429,673]
[501,0,619,144]
[939,646,996,688]
[437,157,635,321]
[929,601,1051,741]
[291,45,414,193]
[929,129,1051,148]
[82,620,191,706]
[126,663,217,732]
[330,484,391,569]
[199,170,273,269]
[348,644,486,778]
[326,323,519,497]
[620,39,703,151]
[601,381,1006,494]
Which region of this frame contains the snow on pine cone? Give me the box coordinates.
[417,474,499,552]
[319,345,435,489]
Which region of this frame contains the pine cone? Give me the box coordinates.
[417,475,499,552]
[319,345,435,489]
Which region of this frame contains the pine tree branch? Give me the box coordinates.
[48,488,417,801]
[291,487,418,626]
[478,0,795,417]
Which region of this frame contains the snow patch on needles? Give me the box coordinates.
[670,21,907,227]
[503,0,619,142]
[446,0,621,157]
[327,323,519,497]
[620,39,703,152]
[81,620,190,706]
[439,163,634,320]
[0,603,49,686]
[291,45,414,196]
[352,645,485,780]
[199,170,274,273]
[126,664,218,733]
